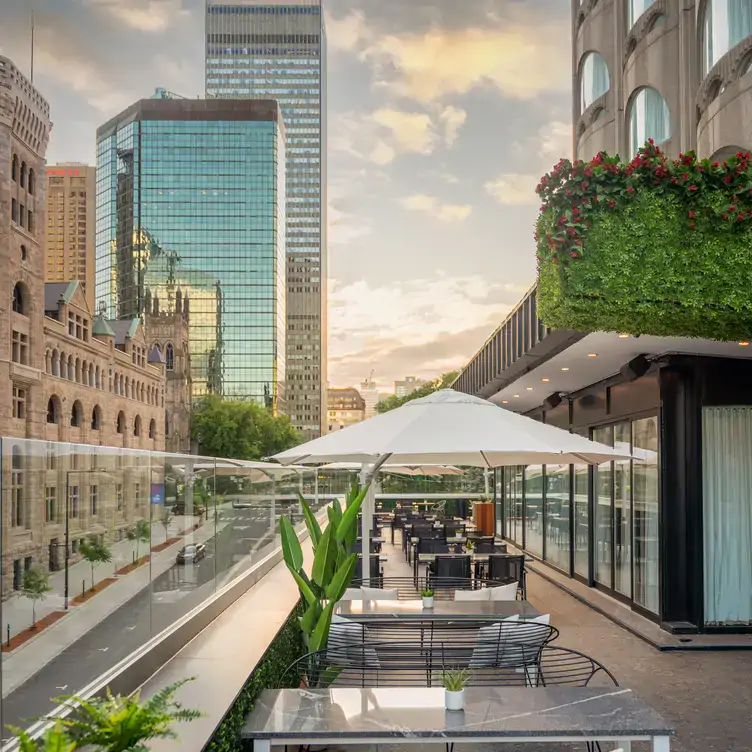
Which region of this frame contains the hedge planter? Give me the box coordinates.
[535,144,752,340]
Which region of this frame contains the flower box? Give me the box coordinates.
[535,145,752,340]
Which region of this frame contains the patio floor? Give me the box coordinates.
[317,532,752,752]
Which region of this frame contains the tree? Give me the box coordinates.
[375,371,459,414]
[55,679,200,751]
[79,536,113,590]
[128,519,151,560]
[160,508,173,542]
[9,721,75,752]
[190,396,301,460]
[22,567,53,628]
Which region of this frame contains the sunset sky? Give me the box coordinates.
[0,0,573,391]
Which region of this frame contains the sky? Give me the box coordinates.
[0,0,573,392]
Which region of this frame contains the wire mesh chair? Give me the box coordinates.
[350,575,512,600]
[488,554,526,598]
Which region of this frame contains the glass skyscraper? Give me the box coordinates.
[205,0,327,439]
[95,98,287,409]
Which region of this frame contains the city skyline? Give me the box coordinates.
[0,0,572,390]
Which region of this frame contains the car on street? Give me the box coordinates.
[176,543,206,564]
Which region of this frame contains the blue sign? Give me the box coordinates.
[150,483,165,505]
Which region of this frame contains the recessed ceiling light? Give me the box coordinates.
[561,367,570,371]
[502,400,509,404]
[526,387,534,391]
[542,378,550,383]
[588,353,597,358]
[740,341,750,347]
[618,334,630,339]
[513,394,520,398]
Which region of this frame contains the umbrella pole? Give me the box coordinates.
[359,464,373,587]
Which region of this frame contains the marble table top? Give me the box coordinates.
[333,599,540,620]
[241,687,675,741]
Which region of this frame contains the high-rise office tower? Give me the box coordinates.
[95,98,287,409]
[205,0,327,439]
[44,163,96,308]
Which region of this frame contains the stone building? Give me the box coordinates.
[327,388,366,432]
[0,55,192,594]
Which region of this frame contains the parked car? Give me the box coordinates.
[176,543,206,564]
[172,503,206,517]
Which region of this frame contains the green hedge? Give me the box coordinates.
[205,606,303,752]
[536,145,752,339]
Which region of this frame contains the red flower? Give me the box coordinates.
[730,205,737,211]
[724,176,732,184]
[722,214,728,221]
[540,205,546,211]
[570,251,578,258]
[648,138,655,145]
[565,189,572,196]
[608,199,616,208]
[689,211,696,219]
[581,182,588,190]
[738,214,745,223]
[713,161,720,168]
[688,185,698,192]
[689,222,696,230]
[626,186,635,193]
[682,173,689,181]
[552,257,559,264]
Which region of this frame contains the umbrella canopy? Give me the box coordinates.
[320,462,464,476]
[274,389,633,467]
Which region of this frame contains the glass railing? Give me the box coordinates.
[0,438,322,741]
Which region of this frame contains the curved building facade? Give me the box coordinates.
[574,0,752,162]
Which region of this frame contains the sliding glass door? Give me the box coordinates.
[614,423,632,596]
[593,426,613,587]
[633,416,659,614]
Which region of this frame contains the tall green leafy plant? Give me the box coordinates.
[280,478,367,665]
[79,537,113,590]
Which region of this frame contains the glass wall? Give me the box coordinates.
[593,426,613,587]
[0,438,322,736]
[614,423,632,596]
[574,464,589,577]
[545,465,570,571]
[524,465,544,557]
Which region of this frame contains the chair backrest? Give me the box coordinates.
[474,541,496,553]
[354,554,381,581]
[443,522,461,537]
[488,554,524,586]
[435,555,471,580]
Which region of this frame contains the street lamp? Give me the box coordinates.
[64,466,107,610]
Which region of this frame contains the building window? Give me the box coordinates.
[628,0,657,28]
[47,396,61,424]
[12,330,28,364]
[116,484,124,512]
[703,0,752,76]
[46,443,57,469]
[12,282,27,315]
[165,343,174,371]
[116,411,126,433]
[11,198,18,224]
[91,405,102,430]
[45,486,57,523]
[580,52,610,113]
[70,486,80,518]
[628,87,671,155]
[165,412,171,437]
[20,244,27,261]
[633,416,659,614]
[28,168,34,195]
[11,153,18,182]
[12,386,26,420]
[135,482,141,506]
[134,415,142,437]
[11,446,24,528]
[19,161,26,189]
[149,418,157,439]
[70,400,83,427]
[90,485,98,516]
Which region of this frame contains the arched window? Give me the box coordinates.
[91,405,102,430]
[20,244,27,262]
[12,282,27,315]
[89,363,95,386]
[11,154,18,182]
[628,0,657,28]
[125,377,131,399]
[119,374,124,395]
[647,13,666,32]
[149,419,157,439]
[70,401,83,428]
[67,355,75,381]
[47,396,61,424]
[95,365,101,389]
[45,349,51,374]
[703,0,752,76]
[628,87,671,155]
[134,414,142,437]
[116,411,126,434]
[19,162,27,189]
[75,358,81,383]
[165,412,171,437]
[165,343,174,371]
[52,349,60,377]
[27,168,34,195]
[580,52,610,113]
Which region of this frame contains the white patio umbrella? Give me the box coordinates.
[274,389,632,581]
[320,462,464,476]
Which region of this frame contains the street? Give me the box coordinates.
[0,501,299,736]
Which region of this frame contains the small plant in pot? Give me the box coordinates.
[465,540,475,553]
[421,588,435,608]
[442,667,470,711]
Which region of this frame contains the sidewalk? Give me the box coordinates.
[1,516,201,640]
[1,517,230,697]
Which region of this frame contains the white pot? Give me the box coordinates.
[422,596,434,608]
[445,689,465,711]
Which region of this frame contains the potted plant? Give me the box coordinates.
[465,540,475,553]
[442,667,469,711]
[421,588,435,608]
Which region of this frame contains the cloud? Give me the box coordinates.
[333,105,467,165]
[400,194,472,222]
[329,201,373,246]
[484,173,539,206]
[358,18,570,103]
[326,9,371,52]
[84,0,189,31]
[486,121,573,206]
[328,274,527,387]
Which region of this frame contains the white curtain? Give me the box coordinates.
[580,53,610,113]
[704,0,752,74]
[702,407,752,625]
[629,87,670,155]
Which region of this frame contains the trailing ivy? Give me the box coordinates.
[205,606,303,752]
[535,142,752,339]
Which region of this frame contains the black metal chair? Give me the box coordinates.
[354,554,382,585]
[350,575,512,600]
[430,554,471,583]
[488,554,526,598]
